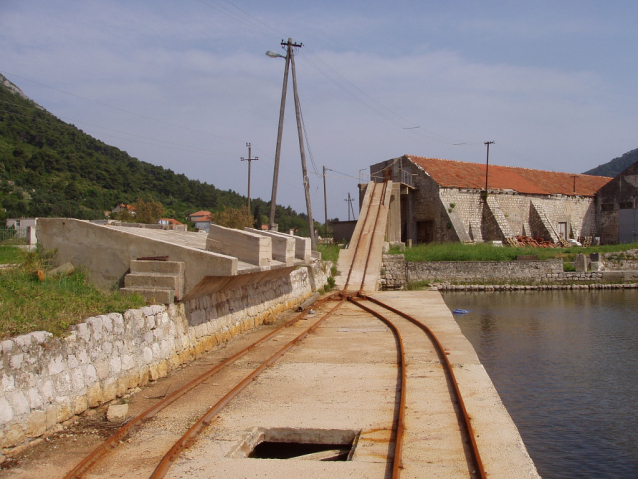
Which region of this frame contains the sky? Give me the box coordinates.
[1,0,637,221]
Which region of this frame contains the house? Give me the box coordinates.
[5,218,37,230]
[369,155,614,245]
[188,210,212,233]
[111,203,136,216]
[158,218,184,226]
[595,160,638,244]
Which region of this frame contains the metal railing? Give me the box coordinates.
[0,227,28,245]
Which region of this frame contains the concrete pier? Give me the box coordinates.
[166,291,540,478]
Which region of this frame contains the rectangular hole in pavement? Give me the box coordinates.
[229,427,360,461]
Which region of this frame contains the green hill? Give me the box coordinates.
[583,148,638,177]
[0,74,310,233]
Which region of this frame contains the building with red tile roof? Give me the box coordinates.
[188,210,212,232]
[369,155,614,244]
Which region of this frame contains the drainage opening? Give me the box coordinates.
[230,427,360,462]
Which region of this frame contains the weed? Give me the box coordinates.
[0,250,146,339]
[316,243,340,263]
[0,246,25,265]
[406,280,431,290]
[388,241,638,262]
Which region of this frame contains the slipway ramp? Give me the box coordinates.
[336,181,392,292]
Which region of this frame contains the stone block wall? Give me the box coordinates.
[601,249,638,270]
[380,254,636,289]
[436,191,597,243]
[0,263,329,453]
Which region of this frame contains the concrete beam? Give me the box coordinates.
[207,224,272,268]
[37,218,237,292]
[245,228,295,266]
[253,229,311,263]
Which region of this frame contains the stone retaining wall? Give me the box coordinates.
[601,250,638,270]
[0,263,329,453]
[381,254,635,290]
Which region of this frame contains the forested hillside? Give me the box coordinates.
[0,74,310,233]
[583,148,638,177]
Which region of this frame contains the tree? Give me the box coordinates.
[132,198,164,224]
[211,205,254,230]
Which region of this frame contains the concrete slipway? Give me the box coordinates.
[164,291,539,479]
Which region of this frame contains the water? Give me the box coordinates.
[442,290,638,479]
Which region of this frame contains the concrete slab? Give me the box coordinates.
[36,219,237,292]
[207,224,272,268]
[337,181,392,292]
[245,228,296,266]
[164,292,539,478]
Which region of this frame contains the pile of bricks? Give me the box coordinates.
[507,235,559,248]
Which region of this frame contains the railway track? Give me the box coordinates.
[63,179,485,478]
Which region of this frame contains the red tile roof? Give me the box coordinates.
[159,218,184,225]
[189,210,211,219]
[406,156,613,196]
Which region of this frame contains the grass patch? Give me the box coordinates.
[406,280,431,290]
[389,242,638,262]
[0,250,146,339]
[0,246,26,264]
[316,243,341,263]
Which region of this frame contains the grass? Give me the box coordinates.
[389,242,638,262]
[316,242,341,263]
[0,249,146,339]
[0,246,26,264]
[406,280,431,290]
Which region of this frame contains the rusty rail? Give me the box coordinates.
[62,296,336,479]
[346,296,406,478]
[360,293,487,479]
[149,299,346,479]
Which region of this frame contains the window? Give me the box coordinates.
[619,202,634,210]
[601,204,614,212]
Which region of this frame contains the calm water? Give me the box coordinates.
[442,290,638,479]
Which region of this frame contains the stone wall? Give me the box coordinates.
[380,254,636,289]
[0,264,329,453]
[601,249,638,270]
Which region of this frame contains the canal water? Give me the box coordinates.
[442,289,638,479]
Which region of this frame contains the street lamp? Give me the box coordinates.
[265,38,316,250]
[265,50,285,59]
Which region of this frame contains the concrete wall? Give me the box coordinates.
[596,161,638,244]
[37,219,237,292]
[0,263,330,452]
[207,224,271,268]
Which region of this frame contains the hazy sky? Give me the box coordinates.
[1,0,637,220]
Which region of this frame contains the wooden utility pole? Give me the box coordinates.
[268,39,295,231]
[290,40,316,249]
[484,141,495,199]
[241,142,258,209]
[345,193,355,221]
[323,166,328,237]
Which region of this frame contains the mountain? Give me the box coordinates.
[583,148,638,177]
[0,73,310,233]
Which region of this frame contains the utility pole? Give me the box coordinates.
[323,166,329,237]
[345,193,355,221]
[268,39,295,232]
[484,141,495,199]
[241,142,258,209]
[266,38,316,249]
[289,39,316,250]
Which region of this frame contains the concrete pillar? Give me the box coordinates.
[26,226,37,245]
[574,254,589,272]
